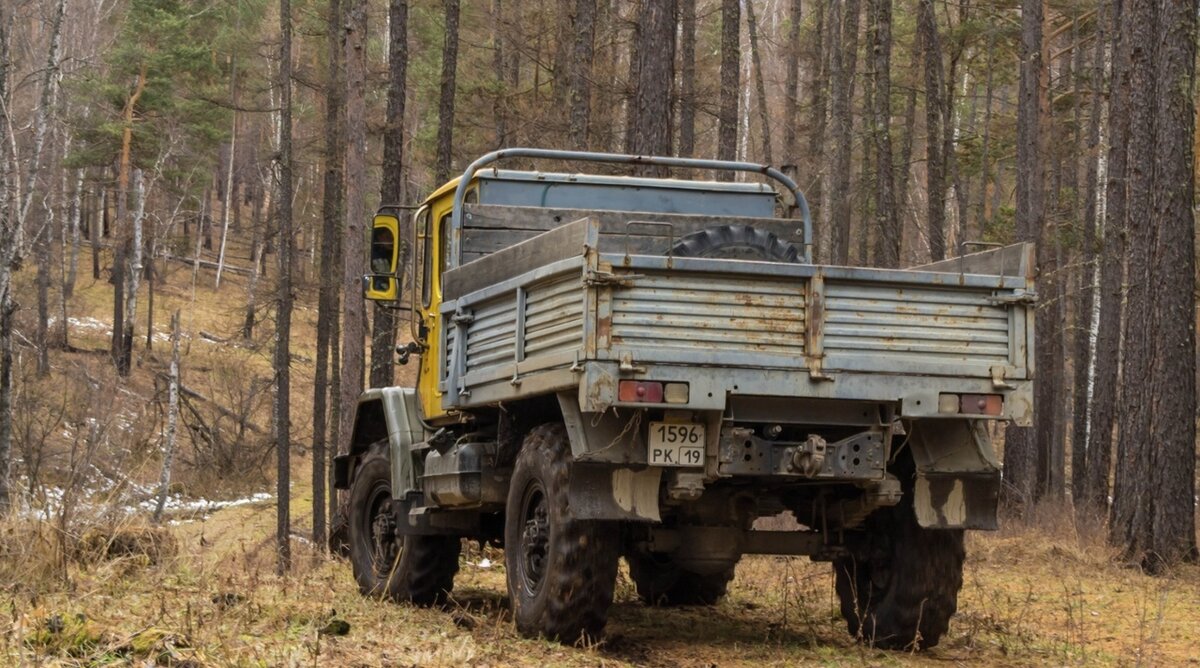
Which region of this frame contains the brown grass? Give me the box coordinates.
[4,489,1199,667]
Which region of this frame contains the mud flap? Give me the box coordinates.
[913,472,1001,530]
[908,419,1001,530]
[567,463,662,522]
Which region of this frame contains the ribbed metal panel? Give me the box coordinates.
[464,297,517,373]
[823,282,1011,365]
[524,274,584,358]
[611,272,806,357]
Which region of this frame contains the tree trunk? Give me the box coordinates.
[630,0,675,172]
[243,184,263,340]
[114,65,147,376]
[338,0,369,488]
[782,0,802,166]
[568,0,595,151]
[917,0,946,262]
[1086,0,1128,520]
[122,169,145,374]
[64,169,83,300]
[869,0,898,268]
[745,0,772,166]
[370,0,408,390]
[92,187,103,280]
[1070,11,1103,513]
[36,214,51,377]
[153,310,182,524]
[1110,0,1157,558]
[0,7,13,512]
[678,0,697,157]
[276,0,295,575]
[314,0,345,550]
[975,30,996,232]
[1145,0,1196,570]
[1003,0,1046,508]
[492,0,508,148]
[215,57,239,290]
[716,0,739,176]
[434,0,460,184]
[828,0,860,265]
[806,0,828,208]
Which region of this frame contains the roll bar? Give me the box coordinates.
[448,148,814,266]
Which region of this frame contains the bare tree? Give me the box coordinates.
[1086,0,1128,517]
[0,1,14,512]
[869,0,898,268]
[338,0,369,491]
[828,0,860,265]
[716,0,739,176]
[1144,0,1196,570]
[369,0,409,391]
[434,0,460,183]
[629,0,675,171]
[782,0,802,165]
[916,0,945,262]
[745,0,772,166]
[568,0,596,151]
[153,310,182,524]
[678,0,697,157]
[314,0,345,549]
[276,0,295,574]
[1003,0,1045,507]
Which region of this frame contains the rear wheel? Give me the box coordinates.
[832,482,964,650]
[348,448,461,604]
[626,551,734,606]
[505,424,620,643]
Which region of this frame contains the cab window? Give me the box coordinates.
[419,208,433,307]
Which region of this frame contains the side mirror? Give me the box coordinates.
[364,214,401,301]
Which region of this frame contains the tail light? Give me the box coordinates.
[939,393,1003,416]
[618,380,689,404]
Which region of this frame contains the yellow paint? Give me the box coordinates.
[414,177,472,422]
[364,213,401,300]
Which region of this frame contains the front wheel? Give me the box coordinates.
[348,448,461,605]
[505,424,619,643]
[832,499,965,650]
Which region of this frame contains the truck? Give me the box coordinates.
[334,149,1034,650]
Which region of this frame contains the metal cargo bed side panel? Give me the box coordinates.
[820,280,1021,379]
[440,218,597,409]
[606,270,807,369]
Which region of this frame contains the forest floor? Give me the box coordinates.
[3,485,1200,667]
[4,255,1200,666]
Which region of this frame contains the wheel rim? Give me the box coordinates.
[364,481,400,580]
[517,480,550,597]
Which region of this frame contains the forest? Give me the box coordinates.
[1,0,1198,664]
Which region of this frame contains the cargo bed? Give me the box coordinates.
[438,214,1034,424]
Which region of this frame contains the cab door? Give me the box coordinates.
[413,183,476,422]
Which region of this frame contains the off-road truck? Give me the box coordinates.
[335,149,1034,649]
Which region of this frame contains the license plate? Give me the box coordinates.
[648,422,705,467]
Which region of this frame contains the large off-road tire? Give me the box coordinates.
[626,551,735,606]
[833,482,965,650]
[669,224,801,262]
[505,423,620,643]
[348,448,461,605]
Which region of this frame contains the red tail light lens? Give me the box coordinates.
[618,380,664,403]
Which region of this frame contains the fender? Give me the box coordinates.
[905,419,1002,530]
[333,387,428,498]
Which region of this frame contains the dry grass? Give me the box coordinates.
[4,489,1199,667]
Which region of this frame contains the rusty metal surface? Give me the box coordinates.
[608,270,807,364]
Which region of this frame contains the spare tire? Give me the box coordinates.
[669,224,801,262]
